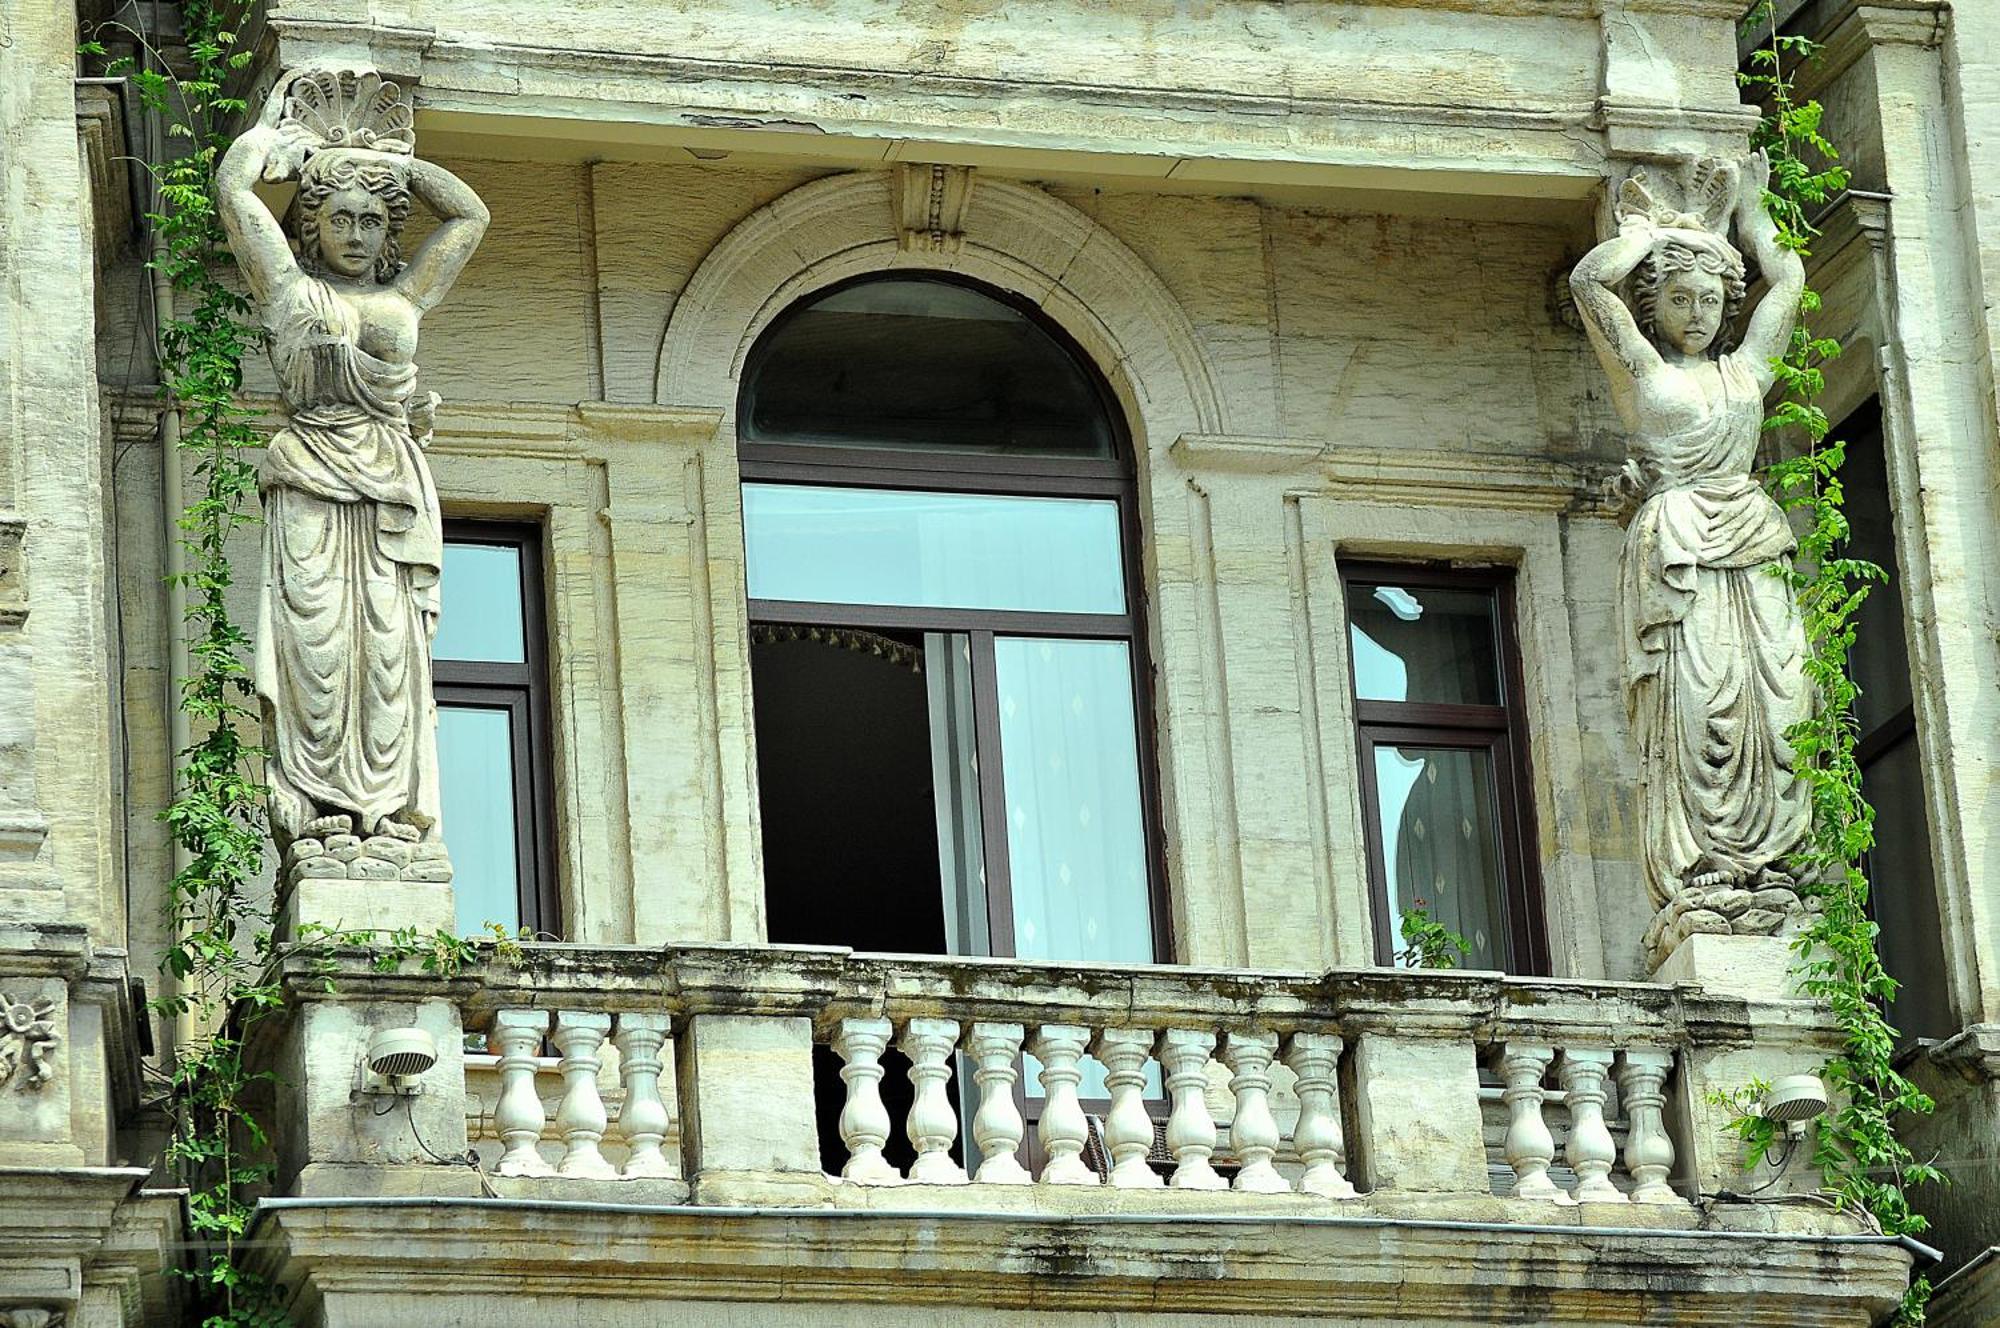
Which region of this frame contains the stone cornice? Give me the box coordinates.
[248,1195,1912,1324]
[103,393,726,462]
[259,9,1745,192]
[1787,0,1949,101]
[1927,1022,2000,1083]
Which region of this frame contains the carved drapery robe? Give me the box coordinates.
[1619,351,1811,909]
[254,276,444,842]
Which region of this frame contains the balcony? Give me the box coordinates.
[246,943,1919,1325]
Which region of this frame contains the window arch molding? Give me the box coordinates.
[653,171,1230,448]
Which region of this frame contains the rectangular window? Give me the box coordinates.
[1343,563,1546,974]
[434,521,557,937]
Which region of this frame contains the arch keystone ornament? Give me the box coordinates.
[216,68,490,929]
[1570,155,1814,970]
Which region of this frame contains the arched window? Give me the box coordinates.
[739,274,1164,968]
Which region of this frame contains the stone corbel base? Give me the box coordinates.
[276,835,455,941]
[1643,881,1808,970]
[1654,932,1805,1003]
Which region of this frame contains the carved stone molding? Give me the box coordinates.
[893,163,975,253]
[0,1308,64,1328]
[656,171,1226,442]
[0,512,24,628]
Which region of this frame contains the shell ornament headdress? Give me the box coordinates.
[280,69,416,157]
[1615,160,1734,235]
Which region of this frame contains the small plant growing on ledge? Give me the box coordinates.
[1395,900,1471,970]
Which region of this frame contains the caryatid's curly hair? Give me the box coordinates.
[1632,234,1749,356]
[290,149,412,283]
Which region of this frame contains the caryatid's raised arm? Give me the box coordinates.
[394,157,489,313]
[1730,151,1806,389]
[216,77,317,308]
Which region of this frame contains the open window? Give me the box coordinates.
[739,275,1165,970]
[1342,563,1547,974]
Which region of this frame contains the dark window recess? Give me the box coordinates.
[1343,564,1547,975]
[1842,398,1953,1044]
[740,274,1118,459]
[433,520,558,938]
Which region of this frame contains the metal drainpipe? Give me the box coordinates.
[136,41,193,1057]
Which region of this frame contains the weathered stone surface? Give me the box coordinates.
[362,836,414,868]
[1572,158,1817,973]
[217,67,477,927]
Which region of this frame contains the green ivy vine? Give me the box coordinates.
[1741,4,1942,1322]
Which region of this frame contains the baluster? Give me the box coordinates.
[1616,1047,1679,1204]
[899,1017,968,1184]
[1221,1030,1288,1194]
[612,1012,672,1178]
[552,1010,617,1178]
[1557,1047,1626,1203]
[1029,1024,1098,1186]
[1496,1042,1560,1201]
[832,1017,902,1184]
[967,1022,1030,1185]
[490,1009,553,1177]
[1157,1028,1225,1191]
[1091,1027,1165,1189]
[1283,1031,1357,1199]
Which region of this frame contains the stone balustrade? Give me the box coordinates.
[268,944,1840,1214]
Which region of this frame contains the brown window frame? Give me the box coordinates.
[1342,561,1548,975]
[738,273,1171,965]
[434,519,560,938]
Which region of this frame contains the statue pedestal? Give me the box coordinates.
[1654,932,1805,1002]
[275,834,455,942]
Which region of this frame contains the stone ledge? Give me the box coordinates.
[247,1195,1914,1326]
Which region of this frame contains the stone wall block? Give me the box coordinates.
[675,1013,830,1206]
[1348,1030,1487,1194]
[277,997,467,1188]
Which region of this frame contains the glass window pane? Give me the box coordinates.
[438,704,521,935]
[743,484,1126,614]
[741,276,1117,458]
[1374,744,1505,970]
[434,542,526,664]
[993,638,1153,964]
[925,633,989,957]
[1349,583,1502,705]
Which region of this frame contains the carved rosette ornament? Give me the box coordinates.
[216,69,489,895]
[1569,156,1815,968]
[0,993,58,1090]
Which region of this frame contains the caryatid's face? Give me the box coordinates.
[317,185,390,280]
[1656,267,1727,357]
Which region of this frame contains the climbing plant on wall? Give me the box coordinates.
[1740,4,1942,1322]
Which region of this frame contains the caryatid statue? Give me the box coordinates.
[217,70,488,887]
[1569,154,1814,967]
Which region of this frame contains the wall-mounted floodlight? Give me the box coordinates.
[1760,1074,1830,1135]
[360,1026,437,1096]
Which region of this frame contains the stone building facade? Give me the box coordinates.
[1,0,1997,1323]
